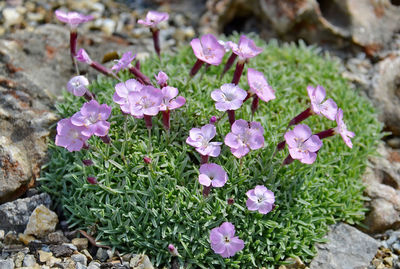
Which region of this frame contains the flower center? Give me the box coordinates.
[224,236,230,243]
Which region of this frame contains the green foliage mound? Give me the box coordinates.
[40,38,382,268]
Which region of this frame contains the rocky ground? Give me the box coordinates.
[0,0,400,268]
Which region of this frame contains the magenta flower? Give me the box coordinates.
[224,119,264,158]
[186,124,222,157]
[55,118,90,152]
[76,48,93,65]
[113,79,144,114]
[155,71,169,88]
[111,51,136,73]
[168,244,179,257]
[210,222,244,258]
[247,68,275,102]
[160,86,186,111]
[128,86,163,117]
[211,83,247,112]
[55,10,93,29]
[307,85,338,121]
[231,35,263,61]
[335,108,355,148]
[198,163,228,188]
[284,124,323,164]
[191,34,225,66]
[71,100,112,137]
[246,185,275,214]
[137,11,169,27]
[67,75,89,97]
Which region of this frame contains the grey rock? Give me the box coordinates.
[11,251,24,267]
[87,261,101,269]
[46,231,69,244]
[0,258,14,269]
[76,262,88,269]
[3,231,19,245]
[0,193,51,233]
[49,244,75,258]
[71,253,87,266]
[0,230,4,241]
[309,223,379,269]
[22,254,36,267]
[95,248,109,262]
[129,254,154,269]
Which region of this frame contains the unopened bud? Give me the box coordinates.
[143,156,152,164]
[227,198,234,205]
[87,177,98,185]
[82,159,93,166]
[209,116,217,124]
[168,244,179,257]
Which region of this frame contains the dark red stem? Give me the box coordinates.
[70,31,78,57]
[91,62,112,76]
[289,107,313,126]
[83,91,95,101]
[129,66,152,85]
[190,59,204,77]
[162,110,170,130]
[227,110,235,126]
[144,115,153,129]
[251,95,259,115]
[282,155,294,166]
[232,61,245,85]
[135,60,140,70]
[315,128,335,139]
[203,185,211,197]
[151,28,161,58]
[221,53,237,79]
[201,155,209,164]
[100,135,111,144]
[276,140,286,152]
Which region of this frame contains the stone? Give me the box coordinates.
[18,233,35,245]
[129,254,154,269]
[87,261,101,269]
[12,251,24,267]
[96,247,109,262]
[62,243,78,251]
[371,55,400,135]
[22,254,36,267]
[46,231,69,244]
[82,249,93,261]
[46,256,62,267]
[4,231,19,245]
[309,223,379,269]
[76,262,88,269]
[0,259,14,269]
[71,253,87,266]
[38,250,52,263]
[2,7,22,27]
[72,238,88,250]
[24,205,58,238]
[49,245,74,258]
[61,257,76,269]
[0,193,51,233]
[364,198,400,233]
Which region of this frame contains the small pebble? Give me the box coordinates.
[0,258,15,269]
[72,238,88,250]
[18,233,35,245]
[0,230,5,241]
[96,248,109,262]
[88,261,101,269]
[23,254,36,267]
[38,250,53,263]
[71,253,87,266]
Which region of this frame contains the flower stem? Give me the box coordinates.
[220,53,237,79]
[282,154,294,166]
[227,110,235,126]
[289,107,313,127]
[251,95,259,116]
[231,61,245,85]
[315,128,335,139]
[162,110,170,130]
[150,28,161,59]
[69,31,79,75]
[129,66,152,85]
[190,59,204,77]
[203,185,211,197]
[201,155,209,164]
[144,115,152,154]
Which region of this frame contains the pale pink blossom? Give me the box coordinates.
[190,34,225,66]
[211,83,247,112]
[186,124,222,157]
[231,35,263,61]
[307,85,338,121]
[128,86,163,117]
[113,79,144,114]
[138,11,169,27]
[247,68,276,102]
[210,222,244,258]
[55,10,93,29]
[335,108,355,148]
[55,118,90,152]
[198,163,228,188]
[246,185,275,214]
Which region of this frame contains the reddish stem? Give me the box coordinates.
[144,115,153,129]
[129,66,152,85]
[201,155,209,164]
[227,110,235,126]
[289,107,313,126]
[70,31,78,57]
[315,128,335,139]
[151,28,160,58]
[135,60,140,70]
[221,53,237,79]
[276,140,286,152]
[162,110,170,130]
[232,61,245,85]
[203,185,211,197]
[190,59,204,77]
[282,155,294,166]
[100,135,111,144]
[251,95,259,115]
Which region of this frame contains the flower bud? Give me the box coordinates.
[87,177,98,185]
[82,159,93,166]
[168,244,179,256]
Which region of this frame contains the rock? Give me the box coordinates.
[46,256,61,267]
[96,248,109,262]
[49,245,74,258]
[387,137,400,149]
[371,55,400,135]
[129,254,154,269]
[82,249,93,262]
[46,231,69,244]
[72,238,88,250]
[88,261,101,269]
[71,253,87,266]
[0,259,14,269]
[364,198,400,233]
[38,250,53,263]
[4,231,19,245]
[22,254,36,267]
[62,243,78,251]
[2,7,22,27]
[24,205,58,238]
[18,233,35,245]
[60,257,76,269]
[309,223,379,269]
[12,251,24,267]
[0,230,4,241]
[76,262,88,269]
[0,193,51,233]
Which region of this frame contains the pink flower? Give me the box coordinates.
[284,124,323,164]
[231,35,263,61]
[55,10,93,29]
[76,48,92,65]
[246,185,275,214]
[224,119,264,158]
[211,83,247,112]
[55,118,90,152]
[159,86,186,111]
[335,108,355,148]
[186,124,222,157]
[113,79,144,114]
[128,86,163,117]
[210,222,244,258]
[137,11,169,27]
[67,75,89,97]
[190,34,225,66]
[71,100,112,137]
[111,51,136,72]
[168,244,179,257]
[307,85,338,121]
[218,40,238,52]
[155,71,168,87]
[247,68,275,102]
[198,163,228,188]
